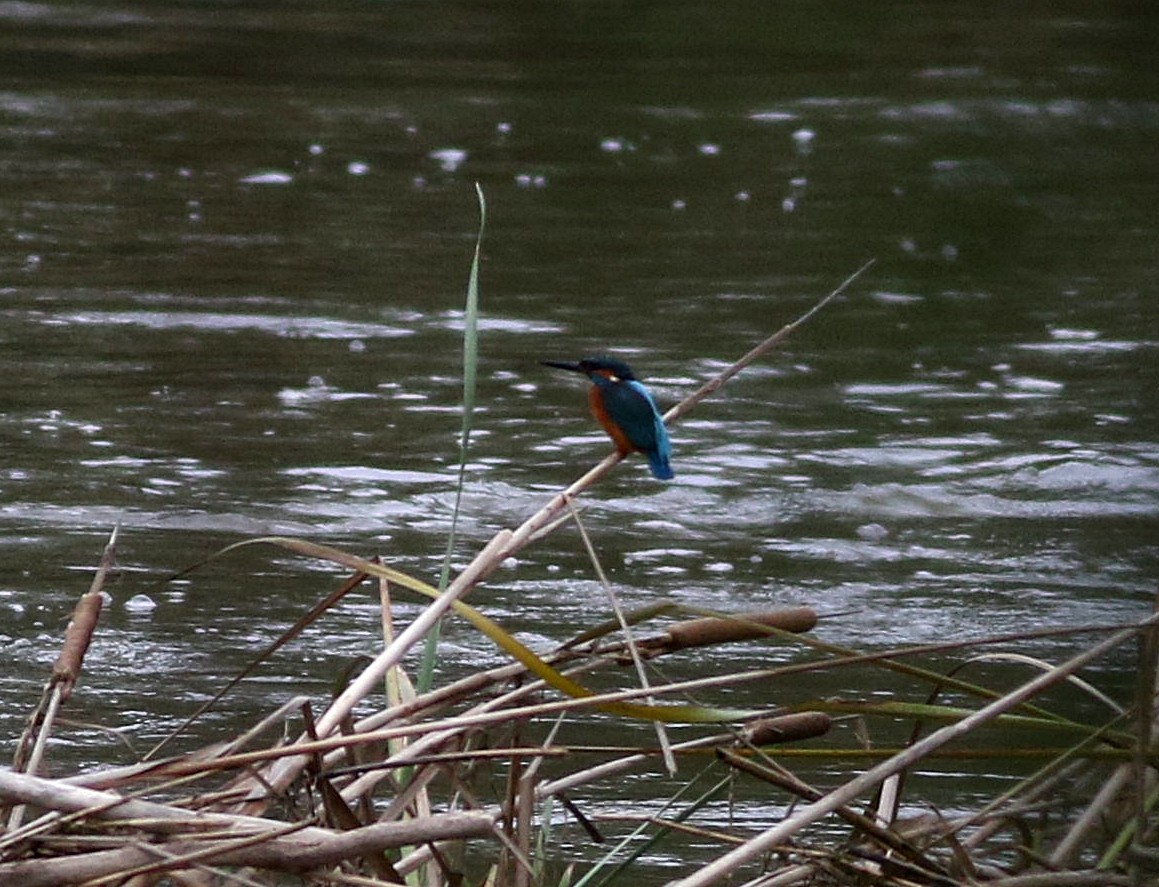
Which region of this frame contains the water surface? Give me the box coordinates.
[2,1,1157,880]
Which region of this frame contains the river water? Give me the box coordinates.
[2,1,1157,880]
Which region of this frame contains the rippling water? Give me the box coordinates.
[2,2,1157,880]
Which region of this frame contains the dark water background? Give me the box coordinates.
[2,1,1158,880]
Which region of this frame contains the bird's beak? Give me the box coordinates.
[541,360,585,374]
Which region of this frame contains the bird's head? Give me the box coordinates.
[542,355,637,383]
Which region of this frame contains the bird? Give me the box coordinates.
[542,355,674,480]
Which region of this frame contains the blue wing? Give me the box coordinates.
[600,379,674,479]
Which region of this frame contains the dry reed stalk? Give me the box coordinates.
[376,569,438,887]
[0,766,304,834]
[514,751,537,887]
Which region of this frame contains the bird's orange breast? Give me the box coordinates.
[588,385,635,455]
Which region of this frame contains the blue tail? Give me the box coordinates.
[647,449,674,480]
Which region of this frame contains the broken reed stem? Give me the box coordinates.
[6,527,116,830]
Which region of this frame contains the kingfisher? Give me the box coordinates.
[542,355,674,480]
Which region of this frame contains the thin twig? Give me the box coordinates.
[568,500,677,774]
[664,258,875,425]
